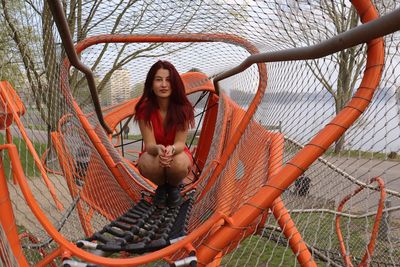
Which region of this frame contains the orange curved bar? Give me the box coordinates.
[195,0,384,265]
[6,127,18,185]
[0,81,64,211]
[2,146,228,266]
[269,133,316,266]
[19,232,58,267]
[0,145,29,267]
[61,33,266,197]
[50,132,94,236]
[41,147,63,176]
[196,48,267,201]
[335,177,385,267]
[35,246,62,267]
[102,72,214,134]
[103,98,139,133]
[74,34,257,55]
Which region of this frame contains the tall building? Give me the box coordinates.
[100,68,132,106]
[111,68,132,105]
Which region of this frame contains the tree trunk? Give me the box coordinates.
[334,135,345,153]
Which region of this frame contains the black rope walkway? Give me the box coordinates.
[63,191,196,267]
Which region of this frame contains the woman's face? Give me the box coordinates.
[152,68,171,99]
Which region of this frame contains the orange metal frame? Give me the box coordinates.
[0,32,270,265]
[195,0,384,265]
[0,81,64,211]
[0,144,30,267]
[56,34,258,206]
[0,0,385,265]
[335,177,386,267]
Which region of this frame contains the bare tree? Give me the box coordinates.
[276,0,368,153]
[1,0,242,131]
[2,0,248,121]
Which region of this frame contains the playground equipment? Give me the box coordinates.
[0,0,400,266]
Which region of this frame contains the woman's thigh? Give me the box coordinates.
[137,152,164,184]
[166,152,192,185]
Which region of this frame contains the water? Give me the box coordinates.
[255,97,400,153]
[126,99,400,153]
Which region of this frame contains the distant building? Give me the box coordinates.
[99,78,111,107]
[110,68,132,105]
[100,68,132,106]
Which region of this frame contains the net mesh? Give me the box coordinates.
[0,0,399,266]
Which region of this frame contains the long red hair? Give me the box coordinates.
[134,60,194,131]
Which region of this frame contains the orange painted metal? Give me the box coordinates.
[54,124,134,222]
[6,127,18,185]
[35,246,62,267]
[0,2,385,264]
[195,45,266,203]
[0,144,29,267]
[192,93,219,173]
[19,232,58,267]
[195,0,384,265]
[103,72,214,133]
[51,132,94,236]
[58,72,143,203]
[58,33,264,207]
[335,177,386,267]
[0,81,25,129]
[268,133,316,266]
[2,147,228,267]
[0,81,64,211]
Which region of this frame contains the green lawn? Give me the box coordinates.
[326,149,399,161]
[0,133,47,178]
[221,235,326,266]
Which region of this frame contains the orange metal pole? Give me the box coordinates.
[268,133,316,266]
[2,145,228,266]
[0,144,30,267]
[51,133,93,236]
[34,246,62,267]
[196,0,383,265]
[5,127,17,185]
[335,177,385,267]
[0,81,63,211]
[68,34,265,201]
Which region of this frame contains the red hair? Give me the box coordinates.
[134,60,194,131]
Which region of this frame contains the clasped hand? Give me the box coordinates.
[157,145,174,167]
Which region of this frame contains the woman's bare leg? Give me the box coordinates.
[165,152,192,186]
[137,152,165,185]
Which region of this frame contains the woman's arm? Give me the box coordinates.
[138,120,164,156]
[168,128,189,155]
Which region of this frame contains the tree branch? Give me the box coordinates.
[2,0,49,125]
[306,60,336,99]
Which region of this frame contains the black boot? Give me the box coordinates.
[167,185,184,207]
[153,184,167,207]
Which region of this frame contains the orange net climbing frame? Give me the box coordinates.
[0,0,400,266]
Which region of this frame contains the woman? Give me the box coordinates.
[135,60,194,207]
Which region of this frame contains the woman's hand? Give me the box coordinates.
[165,145,175,157]
[158,145,173,167]
[156,144,166,156]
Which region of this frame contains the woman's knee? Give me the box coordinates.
[138,153,163,180]
[166,153,191,178]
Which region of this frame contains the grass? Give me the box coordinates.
[221,235,326,266]
[26,124,47,131]
[222,212,399,266]
[326,149,399,161]
[0,133,47,178]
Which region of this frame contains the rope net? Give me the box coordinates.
[0,0,399,266]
